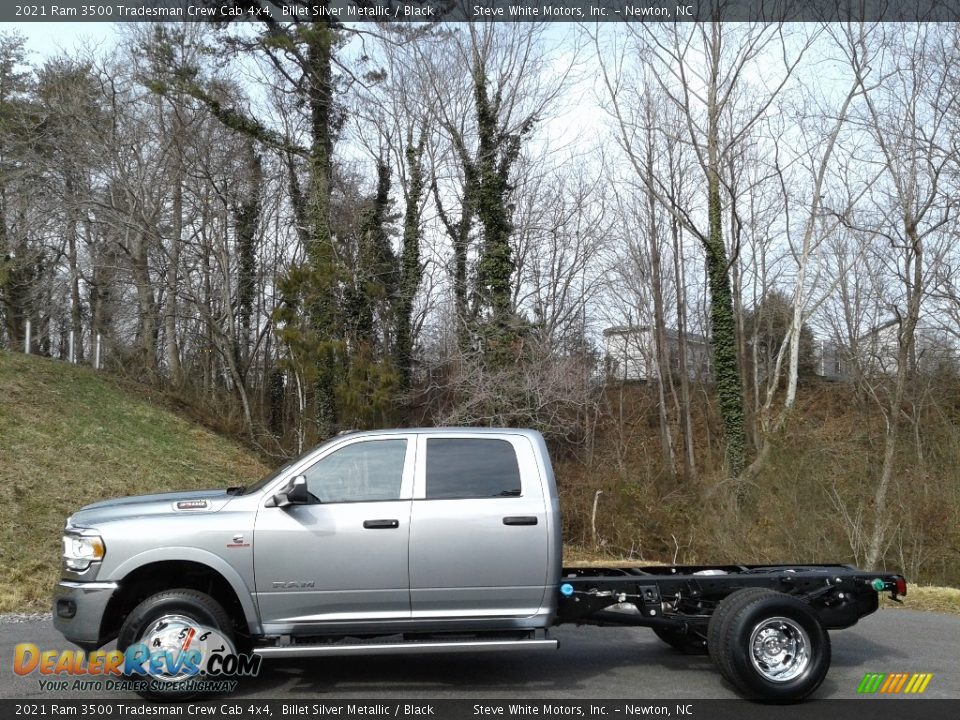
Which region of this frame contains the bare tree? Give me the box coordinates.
[595,20,815,492]
[838,23,959,569]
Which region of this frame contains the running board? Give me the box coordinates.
[254,638,558,658]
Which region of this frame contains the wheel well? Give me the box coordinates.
[100,561,249,646]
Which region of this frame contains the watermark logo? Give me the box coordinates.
[14,619,260,693]
[857,672,934,695]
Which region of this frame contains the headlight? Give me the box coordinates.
[62,534,105,571]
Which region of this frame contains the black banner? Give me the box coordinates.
[2,700,959,720]
[4,0,960,24]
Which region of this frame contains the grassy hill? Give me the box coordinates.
[1,350,956,617]
[0,351,269,612]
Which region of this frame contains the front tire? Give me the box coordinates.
[708,589,830,702]
[117,589,234,701]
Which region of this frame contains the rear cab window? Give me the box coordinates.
[425,438,522,499]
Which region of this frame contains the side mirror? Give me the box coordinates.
[287,476,310,504]
[266,475,311,508]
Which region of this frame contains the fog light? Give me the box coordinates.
[56,599,76,619]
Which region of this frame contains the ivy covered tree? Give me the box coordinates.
[597,20,811,492]
[0,33,34,349]
[335,159,399,430]
[162,5,358,440]
[471,62,533,366]
[393,131,426,392]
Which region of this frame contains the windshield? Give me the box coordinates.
[238,443,324,496]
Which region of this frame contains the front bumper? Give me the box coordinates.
[52,580,118,651]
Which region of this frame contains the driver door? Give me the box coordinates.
[253,435,415,630]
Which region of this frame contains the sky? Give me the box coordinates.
[5,22,118,60]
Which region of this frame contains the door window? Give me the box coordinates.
[425,438,522,499]
[303,439,407,503]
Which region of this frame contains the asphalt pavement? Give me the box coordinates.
[1,609,957,700]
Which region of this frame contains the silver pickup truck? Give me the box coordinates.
[54,428,906,702]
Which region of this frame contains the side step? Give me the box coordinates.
[254,637,558,659]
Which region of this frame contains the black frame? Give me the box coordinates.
[556,564,906,634]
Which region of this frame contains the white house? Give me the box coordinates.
[856,318,956,377]
[818,318,957,381]
[603,325,711,382]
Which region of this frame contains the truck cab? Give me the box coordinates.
[54,429,562,659]
[249,428,562,635]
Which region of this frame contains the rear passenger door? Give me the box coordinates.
[408,433,550,618]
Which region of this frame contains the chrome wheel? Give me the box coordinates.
[118,589,235,701]
[748,616,810,682]
[138,613,203,683]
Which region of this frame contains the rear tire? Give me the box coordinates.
[708,589,830,702]
[707,587,780,659]
[117,588,234,701]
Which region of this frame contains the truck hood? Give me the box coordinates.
[67,489,233,528]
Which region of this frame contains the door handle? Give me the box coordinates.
[503,516,538,526]
[363,519,400,529]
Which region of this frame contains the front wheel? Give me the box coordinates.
[708,589,830,702]
[117,589,235,701]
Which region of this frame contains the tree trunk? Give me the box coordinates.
[671,210,697,483]
[865,219,922,569]
[65,176,84,362]
[644,121,675,476]
[395,132,426,391]
[131,232,158,375]
[305,21,338,437]
[165,130,183,386]
[235,143,262,371]
[432,165,475,355]
[704,29,746,485]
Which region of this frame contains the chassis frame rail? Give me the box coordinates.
[556,564,906,632]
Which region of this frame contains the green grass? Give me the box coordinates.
[0,351,269,612]
[563,544,663,567]
[880,585,960,616]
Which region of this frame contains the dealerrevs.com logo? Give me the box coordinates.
[14,619,260,693]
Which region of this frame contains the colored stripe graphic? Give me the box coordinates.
[858,672,933,695]
[880,674,897,693]
[891,673,906,693]
[857,673,885,693]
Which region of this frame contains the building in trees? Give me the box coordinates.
[849,319,958,379]
[815,320,958,383]
[603,325,710,382]
[815,340,848,381]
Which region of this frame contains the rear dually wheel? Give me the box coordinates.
[708,588,830,702]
